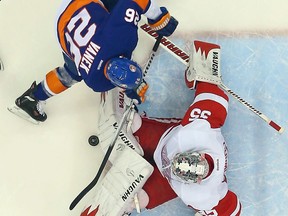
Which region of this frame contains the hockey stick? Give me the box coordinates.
[69,100,134,210]
[140,23,284,134]
[143,35,163,77]
[69,36,163,211]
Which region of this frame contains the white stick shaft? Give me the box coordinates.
[219,83,284,133]
[140,23,284,134]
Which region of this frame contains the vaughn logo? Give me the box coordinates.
[212,51,219,76]
[113,122,135,150]
[122,174,144,202]
[118,91,125,109]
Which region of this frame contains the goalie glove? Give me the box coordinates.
[147,7,178,37]
[185,40,222,89]
[80,144,153,216]
[124,80,149,104]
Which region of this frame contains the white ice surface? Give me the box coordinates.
[0,1,288,216]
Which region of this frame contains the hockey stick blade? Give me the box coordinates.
[69,101,134,210]
[140,23,284,134]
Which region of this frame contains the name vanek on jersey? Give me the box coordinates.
[55,0,151,92]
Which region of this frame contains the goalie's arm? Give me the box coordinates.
[182,41,229,128]
[181,82,229,128]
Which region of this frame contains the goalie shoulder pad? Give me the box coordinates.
[185,40,222,89]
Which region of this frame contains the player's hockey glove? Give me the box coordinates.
[148,7,178,37]
[124,80,149,104]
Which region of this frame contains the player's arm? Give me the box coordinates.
[182,41,229,128]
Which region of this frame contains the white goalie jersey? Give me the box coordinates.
[154,118,229,210]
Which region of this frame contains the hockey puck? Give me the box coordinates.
[88,135,99,146]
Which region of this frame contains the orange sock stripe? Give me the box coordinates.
[45,69,68,95]
[57,0,106,56]
[133,0,149,11]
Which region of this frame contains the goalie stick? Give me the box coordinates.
[140,23,284,134]
[69,100,134,210]
[69,36,163,211]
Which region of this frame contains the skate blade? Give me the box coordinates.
[7,105,40,125]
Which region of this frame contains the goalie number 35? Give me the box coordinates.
[188,108,211,121]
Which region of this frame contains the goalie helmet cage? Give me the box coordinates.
[139,23,284,134]
[69,36,163,211]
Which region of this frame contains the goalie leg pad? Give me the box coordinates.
[185,40,222,89]
[81,144,154,216]
[97,88,144,157]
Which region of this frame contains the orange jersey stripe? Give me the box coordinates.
[133,0,150,11]
[45,69,68,94]
[57,0,104,56]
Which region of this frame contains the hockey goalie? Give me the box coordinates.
[80,41,241,216]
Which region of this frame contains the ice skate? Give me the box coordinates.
[8,81,47,124]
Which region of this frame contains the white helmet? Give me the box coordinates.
[171,151,210,184]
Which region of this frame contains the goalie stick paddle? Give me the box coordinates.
[69,36,163,211]
[140,23,284,134]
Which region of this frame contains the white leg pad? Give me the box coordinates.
[81,144,154,216]
[97,88,144,157]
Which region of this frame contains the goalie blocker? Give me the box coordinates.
[185,40,222,89]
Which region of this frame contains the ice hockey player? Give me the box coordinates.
[10,0,178,124]
[81,41,241,216]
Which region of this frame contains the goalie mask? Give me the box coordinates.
[105,57,143,89]
[171,151,210,184]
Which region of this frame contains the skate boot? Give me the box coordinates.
[15,81,47,122]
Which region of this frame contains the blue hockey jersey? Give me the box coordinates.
[56,0,152,92]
